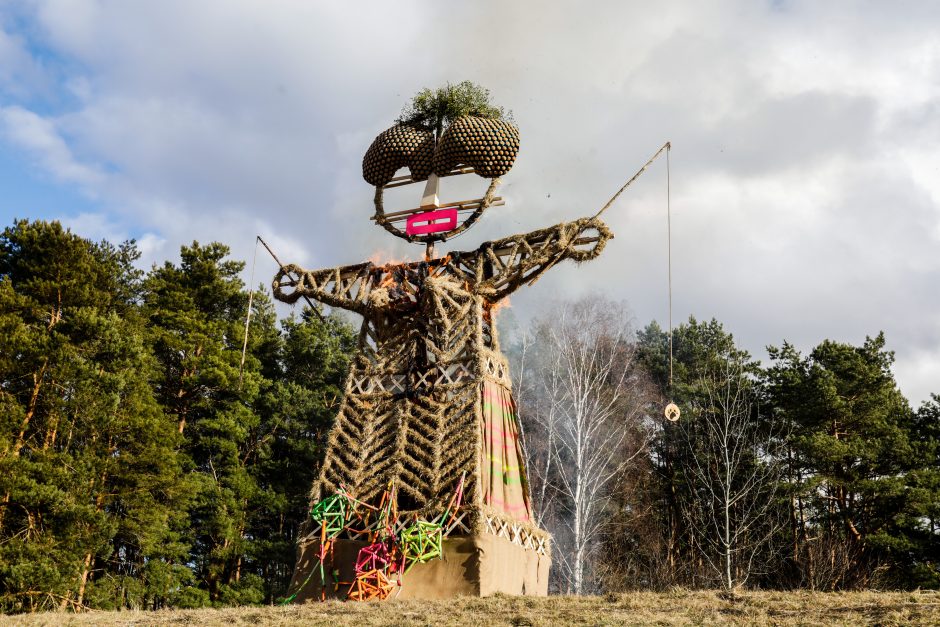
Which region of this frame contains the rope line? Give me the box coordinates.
[593,141,671,219]
[667,145,673,392]
[588,141,675,396]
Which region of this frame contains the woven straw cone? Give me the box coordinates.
[433,116,520,178]
[362,124,435,187]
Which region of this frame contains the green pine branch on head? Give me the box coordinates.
[397,81,512,139]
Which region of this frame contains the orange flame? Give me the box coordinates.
[491,296,511,315]
[367,249,407,267]
[430,254,453,278]
[483,295,511,324]
[367,250,409,288]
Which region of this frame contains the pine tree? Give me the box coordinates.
[143,242,358,605]
[247,307,356,602]
[0,220,188,612]
[906,395,940,587]
[143,241,259,604]
[766,334,922,588]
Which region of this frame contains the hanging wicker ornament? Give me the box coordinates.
[664,402,681,422]
[362,124,435,187]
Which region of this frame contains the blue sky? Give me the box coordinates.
[1,1,939,405]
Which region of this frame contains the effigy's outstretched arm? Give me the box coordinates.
[272,262,377,314]
[465,216,613,301]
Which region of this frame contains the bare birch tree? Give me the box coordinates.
[513,330,563,530]
[515,298,653,594]
[678,357,786,590]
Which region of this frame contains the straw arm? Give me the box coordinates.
[272,261,376,314]
[466,216,613,300]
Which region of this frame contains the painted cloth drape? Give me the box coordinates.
[480,381,532,522]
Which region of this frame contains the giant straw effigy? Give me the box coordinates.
[273,90,612,601]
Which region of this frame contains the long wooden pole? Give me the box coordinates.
[258,235,326,321]
[238,238,259,390]
[593,142,671,219]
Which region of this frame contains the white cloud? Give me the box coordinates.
[59,210,165,259]
[0,23,51,98]
[0,105,105,188]
[1,0,939,404]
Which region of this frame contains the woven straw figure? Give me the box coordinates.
[273,113,613,600]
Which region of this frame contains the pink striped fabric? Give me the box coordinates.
[480,382,532,521]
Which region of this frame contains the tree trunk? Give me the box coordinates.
[11,360,48,458]
[573,484,583,594]
[723,499,732,590]
[76,552,93,608]
[0,361,49,532]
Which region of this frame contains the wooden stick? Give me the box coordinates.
[489,235,554,257]
[377,202,506,225]
[572,236,601,246]
[593,141,670,219]
[382,167,476,189]
[258,235,325,321]
[377,197,503,220]
[441,166,475,177]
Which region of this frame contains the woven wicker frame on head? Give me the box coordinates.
[372,178,501,244]
[363,116,520,244]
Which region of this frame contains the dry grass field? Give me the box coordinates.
[3,590,940,626]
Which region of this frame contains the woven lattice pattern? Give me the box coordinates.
[433,116,520,178]
[362,124,435,187]
[272,217,612,535]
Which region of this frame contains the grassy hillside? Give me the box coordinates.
[3,590,940,626]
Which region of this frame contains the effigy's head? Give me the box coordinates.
[364,83,520,244]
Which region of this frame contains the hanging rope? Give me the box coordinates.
[238,237,260,390]
[667,144,673,391]
[588,141,679,420]
[664,145,680,423]
[239,235,329,391]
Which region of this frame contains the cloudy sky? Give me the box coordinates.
[1,1,938,405]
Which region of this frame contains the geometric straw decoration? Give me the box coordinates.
[309,494,348,538]
[401,520,443,571]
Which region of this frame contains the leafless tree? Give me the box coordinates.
[514,298,654,594]
[677,357,787,590]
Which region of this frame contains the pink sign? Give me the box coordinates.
[406,208,458,236]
